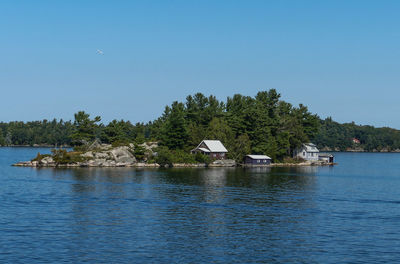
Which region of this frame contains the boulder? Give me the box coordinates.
[40,156,54,166]
[99,144,112,150]
[134,162,160,168]
[139,142,158,151]
[88,159,106,167]
[94,152,109,159]
[81,151,94,158]
[210,159,236,167]
[88,139,102,150]
[110,146,136,164]
[103,160,116,167]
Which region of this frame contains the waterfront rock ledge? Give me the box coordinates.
[11,143,334,168]
[12,143,160,168]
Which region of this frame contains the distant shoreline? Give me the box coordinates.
[321,150,400,153]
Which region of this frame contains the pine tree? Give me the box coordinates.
[161,102,188,149]
[70,111,101,145]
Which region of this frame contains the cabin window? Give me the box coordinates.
[257,160,260,163]
[213,154,216,157]
[311,153,314,157]
[263,160,267,163]
[303,152,305,156]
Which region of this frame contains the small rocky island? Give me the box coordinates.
[12,141,334,168]
[10,93,339,169]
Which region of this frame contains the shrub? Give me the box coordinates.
[134,134,146,145]
[111,140,129,147]
[282,156,305,164]
[134,144,146,161]
[154,146,173,167]
[154,147,209,166]
[73,145,88,152]
[31,152,51,162]
[194,152,211,165]
[171,149,196,164]
[51,149,87,164]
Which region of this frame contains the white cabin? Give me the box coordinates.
[294,143,319,161]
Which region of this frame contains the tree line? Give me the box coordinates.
[314,117,400,151]
[1,89,399,160]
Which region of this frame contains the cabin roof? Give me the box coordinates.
[246,155,272,160]
[198,147,210,153]
[302,143,319,153]
[193,140,228,153]
[203,140,228,152]
[319,153,333,157]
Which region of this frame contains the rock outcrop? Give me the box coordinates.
[110,146,136,164]
[13,142,158,168]
[209,159,236,167]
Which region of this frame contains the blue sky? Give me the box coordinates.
[1,1,400,128]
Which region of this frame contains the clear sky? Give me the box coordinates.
[1,0,400,128]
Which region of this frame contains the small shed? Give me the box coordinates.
[319,153,334,163]
[191,140,228,159]
[245,155,272,165]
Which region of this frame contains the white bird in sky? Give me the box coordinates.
[97,49,104,55]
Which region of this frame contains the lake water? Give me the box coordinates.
[1,148,400,263]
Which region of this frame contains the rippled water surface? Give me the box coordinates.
[1,148,400,263]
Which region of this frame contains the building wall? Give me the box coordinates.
[319,156,334,163]
[295,148,319,161]
[245,157,271,165]
[319,156,329,162]
[210,152,226,159]
[192,150,226,159]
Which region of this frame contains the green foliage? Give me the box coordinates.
[31,152,51,162]
[229,134,251,162]
[194,152,211,164]
[135,134,146,144]
[155,146,174,167]
[185,93,225,126]
[51,149,86,164]
[314,118,400,151]
[160,101,189,149]
[171,149,196,164]
[155,147,205,166]
[0,119,73,146]
[103,120,129,144]
[102,119,143,144]
[70,111,101,146]
[187,123,206,149]
[72,145,88,152]
[111,141,129,147]
[206,117,234,149]
[134,144,146,161]
[0,133,5,146]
